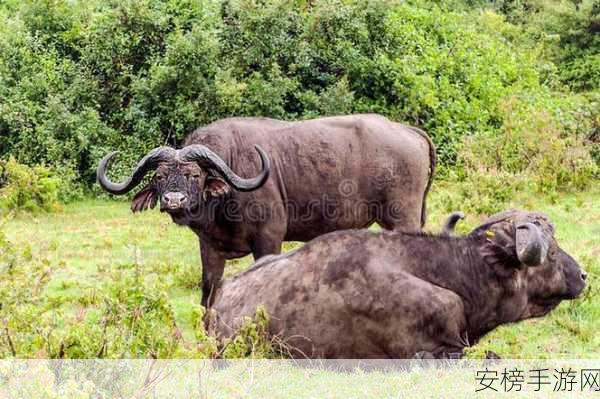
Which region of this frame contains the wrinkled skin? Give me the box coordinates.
[208,210,587,359]
[105,115,436,307]
[132,162,229,215]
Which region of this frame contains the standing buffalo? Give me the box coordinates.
[208,210,587,358]
[97,114,436,306]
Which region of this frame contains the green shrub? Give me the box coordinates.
[438,92,599,214]
[221,307,280,359]
[0,225,16,271]
[435,170,526,215]
[492,0,599,91]
[0,0,583,183]
[0,0,597,200]
[459,95,597,192]
[0,157,61,213]
[0,157,83,213]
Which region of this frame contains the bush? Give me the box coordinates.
[0,157,62,213]
[0,0,588,182]
[220,307,280,359]
[0,0,597,201]
[492,0,600,91]
[436,92,598,215]
[0,157,83,214]
[435,170,526,215]
[459,95,597,191]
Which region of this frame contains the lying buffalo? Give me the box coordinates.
[208,210,587,358]
[97,114,436,306]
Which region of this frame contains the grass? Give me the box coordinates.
[0,186,598,358]
[6,359,600,398]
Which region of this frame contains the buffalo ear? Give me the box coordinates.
[203,177,231,200]
[131,185,157,212]
[479,222,522,271]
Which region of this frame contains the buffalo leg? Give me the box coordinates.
[485,350,501,359]
[432,346,465,359]
[251,234,283,261]
[413,345,464,359]
[379,199,421,232]
[200,241,225,308]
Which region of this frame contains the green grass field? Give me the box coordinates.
[1,186,599,358]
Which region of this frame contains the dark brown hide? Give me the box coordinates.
[209,210,586,359]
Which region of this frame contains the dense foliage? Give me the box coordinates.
[0,157,61,213]
[0,0,597,196]
[492,0,599,91]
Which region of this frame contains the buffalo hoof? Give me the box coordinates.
[413,351,435,359]
[485,350,501,360]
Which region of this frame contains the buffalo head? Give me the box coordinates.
[96,145,270,220]
[468,210,587,318]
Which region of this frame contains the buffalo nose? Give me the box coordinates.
[163,192,187,208]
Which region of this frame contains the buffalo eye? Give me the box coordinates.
[156,174,166,182]
[185,172,200,180]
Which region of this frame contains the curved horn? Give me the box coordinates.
[180,144,270,192]
[441,211,465,236]
[97,147,176,195]
[515,222,548,266]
